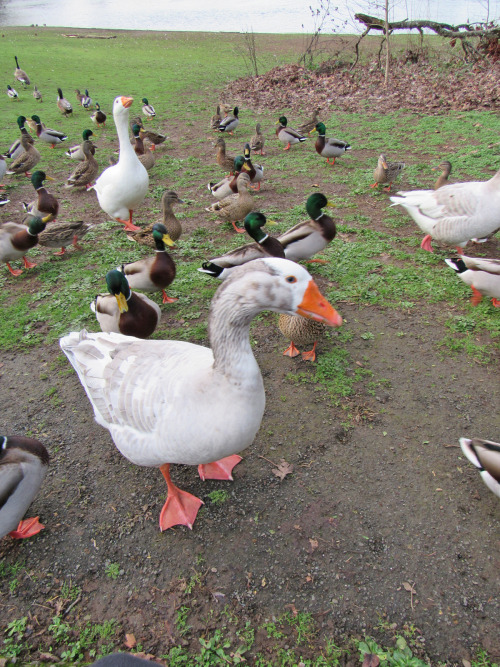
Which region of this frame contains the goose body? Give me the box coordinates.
[60,258,342,530]
[206,172,254,232]
[390,168,500,252]
[14,56,30,86]
[94,96,149,231]
[277,193,337,262]
[6,133,40,176]
[57,87,72,116]
[460,438,500,498]
[91,103,107,127]
[31,114,67,147]
[91,270,161,338]
[219,107,239,134]
[65,141,99,189]
[0,216,47,276]
[142,98,155,119]
[0,435,49,540]
[313,122,350,165]
[372,154,405,191]
[65,129,96,161]
[445,255,500,306]
[276,116,306,150]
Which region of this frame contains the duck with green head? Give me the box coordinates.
[25,170,58,221]
[0,215,48,276]
[6,116,34,160]
[91,103,107,127]
[132,124,155,171]
[219,107,239,134]
[312,122,351,166]
[6,132,41,177]
[65,129,96,161]
[208,155,245,200]
[142,98,156,120]
[276,116,306,151]
[31,114,67,147]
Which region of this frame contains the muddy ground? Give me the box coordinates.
[1,55,499,665]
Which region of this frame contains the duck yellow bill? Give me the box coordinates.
[121,96,133,109]
[115,292,129,313]
[296,280,342,327]
[163,233,176,247]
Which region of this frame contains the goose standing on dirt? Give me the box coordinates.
[312,122,350,166]
[91,103,107,127]
[65,129,96,161]
[94,96,149,232]
[31,114,67,147]
[390,167,500,252]
[65,140,99,189]
[371,154,405,191]
[459,438,500,499]
[60,258,343,531]
[91,269,161,338]
[6,133,41,177]
[0,215,47,276]
[0,435,49,540]
[433,160,452,190]
[219,106,239,134]
[13,56,30,86]
[445,256,500,307]
[276,116,306,151]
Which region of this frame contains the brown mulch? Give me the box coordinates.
[224,58,500,115]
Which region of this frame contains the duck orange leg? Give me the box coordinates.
[231,221,246,233]
[6,262,23,276]
[326,157,336,165]
[383,183,393,192]
[54,247,66,256]
[301,341,318,362]
[162,290,178,304]
[198,455,242,481]
[491,298,500,307]
[72,235,84,251]
[283,142,291,151]
[159,464,204,531]
[116,211,141,232]
[23,256,37,269]
[283,342,300,358]
[470,286,483,306]
[9,517,45,539]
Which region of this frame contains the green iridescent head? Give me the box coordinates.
[243,212,268,243]
[305,193,329,219]
[82,129,94,140]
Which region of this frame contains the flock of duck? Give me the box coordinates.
[1,55,499,543]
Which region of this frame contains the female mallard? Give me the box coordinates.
[390,167,500,253]
[31,114,67,147]
[57,87,72,116]
[297,107,321,135]
[199,211,285,279]
[210,105,222,130]
[132,124,155,171]
[127,191,185,246]
[91,269,161,338]
[433,160,452,190]
[372,154,405,191]
[39,220,93,256]
[60,258,342,531]
[0,435,49,540]
[33,85,42,103]
[6,133,41,177]
[94,96,149,232]
[0,216,47,276]
[91,103,107,127]
[243,143,264,191]
[459,438,500,499]
[219,107,239,134]
[142,98,155,120]
[6,115,35,159]
[205,172,254,233]
[277,193,337,262]
[276,116,306,151]
[312,122,350,166]
[214,136,236,175]
[208,155,245,200]
[25,170,59,221]
[128,116,166,151]
[75,89,85,105]
[250,123,265,155]
[278,314,325,362]
[14,56,30,86]
[65,129,96,161]
[445,255,500,307]
[7,85,18,100]
[120,223,177,304]
[65,140,99,189]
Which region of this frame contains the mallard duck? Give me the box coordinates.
[243,143,264,191]
[7,85,18,99]
[127,191,185,246]
[210,105,222,130]
[75,89,85,105]
[390,168,500,253]
[129,117,166,150]
[31,114,67,147]
[297,107,321,134]
[0,194,10,207]
[94,96,149,232]
[13,56,30,86]
[0,216,47,276]
[372,154,405,191]
[220,103,232,117]
[65,129,96,161]
[205,172,254,233]
[132,124,155,171]
[215,136,236,174]
[459,438,500,499]
[82,89,92,109]
[33,85,42,103]
[445,255,500,307]
[91,269,161,338]
[6,133,40,177]
[65,140,99,189]
[277,193,337,262]
[278,314,325,361]
[57,87,72,116]
[276,116,306,151]
[5,115,35,159]
[250,123,265,155]
[142,98,155,119]
[0,155,6,185]
[219,107,239,134]
[91,103,107,127]
[0,435,49,540]
[433,160,452,190]
[60,258,342,531]
[199,211,285,279]
[312,122,351,166]
[39,220,92,256]
[208,155,245,200]
[120,223,177,304]
[24,171,59,221]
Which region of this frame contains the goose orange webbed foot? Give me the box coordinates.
[159,464,203,531]
[198,454,242,481]
[116,216,141,232]
[9,517,45,539]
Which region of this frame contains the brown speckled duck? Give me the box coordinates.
[215,136,236,174]
[433,160,452,190]
[371,154,405,192]
[39,220,93,256]
[250,123,265,155]
[127,191,185,247]
[132,124,155,171]
[278,314,326,362]
[65,140,99,189]
[205,172,254,233]
[6,132,41,177]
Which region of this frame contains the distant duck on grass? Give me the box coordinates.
[276,116,306,151]
[6,115,34,160]
[371,154,405,192]
[65,139,99,189]
[65,129,96,161]
[57,87,72,116]
[6,132,40,177]
[91,103,107,127]
[33,85,42,102]
[7,85,18,100]
[142,98,155,120]
[13,56,30,86]
[31,114,67,147]
[205,172,254,233]
[219,107,239,134]
[250,123,265,155]
[208,155,245,200]
[132,124,155,171]
[312,122,350,166]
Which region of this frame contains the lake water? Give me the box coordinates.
[0,0,497,33]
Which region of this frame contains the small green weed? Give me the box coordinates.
[207,489,230,505]
[105,562,121,580]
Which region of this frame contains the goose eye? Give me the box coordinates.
[285,275,297,283]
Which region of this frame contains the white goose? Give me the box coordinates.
[94,96,149,231]
[460,438,500,499]
[390,168,500,252]
[60,258,342,531]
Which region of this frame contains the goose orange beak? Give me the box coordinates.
[297,280,342,327]
[121,96,133,109]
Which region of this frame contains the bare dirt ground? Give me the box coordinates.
[1,55,499,665]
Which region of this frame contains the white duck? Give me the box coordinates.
[1,435,49,539]
[445,255,500,307]
[390,168,500,252]
[93,96,149,232]
[60,258,343,531]
[460,438,500,499]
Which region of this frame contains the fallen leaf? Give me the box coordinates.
[309,538,319,551]
[272,459,293,481]
[362,654,380,667]
[403,581,416,593]
[124,633,137,649]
